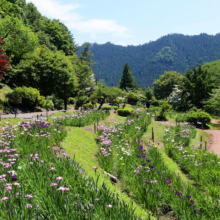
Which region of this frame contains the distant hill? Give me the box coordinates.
[77,33,220,88]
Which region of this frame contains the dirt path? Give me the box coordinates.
[0,109,74,119]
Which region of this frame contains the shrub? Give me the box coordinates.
[68,97,75,104]
[125,92,140,105]
[6,87,45,109]
[46,94,63,109]
[186,111,211,126]
[117,107,134,116]
[75,90,87,110]
[83,102,94,110]
[155,103,170,121]
[101,105,118,110]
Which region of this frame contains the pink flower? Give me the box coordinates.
[50,167,56,171]
[107,204,112,208]
[57,185,69,191]
[50,183,58,186]
[25,194,33,198]
[26,203,32,208]
[5,186,12,191]
[1,197,9,201]
[29,162,33,165]
[92,166,98,170]
[56,176,63,181]
[36,204,39,208]
[95,198,100,201]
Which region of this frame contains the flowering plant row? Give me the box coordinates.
[0,120,140,219]
[54,109,110,127]
[164,124,220,200]
[97,112,220,219]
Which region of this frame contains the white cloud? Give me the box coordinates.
[26,0,131,39]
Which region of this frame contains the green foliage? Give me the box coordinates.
[11,46,77,105]
[155,103,170,121]
[125,91,140,105]
[42,99,54,110]
[119,62,138,91]
[75,90,87,109]
[77,34,220,88]
[101,105,118,110]
[202,59,220,86]
[0,16,39,64]
[46,94,63,109]
[117,107,134,116]
[179,65,216,109]
[145,87,153,101]
[90,85,123,109]
[203,88,220,116]
[186,111,211,126]
[83,102,95,110]
[153,71,183,100]
[68,97,75,104]
[150,46,176,63]
[6,86,44,108]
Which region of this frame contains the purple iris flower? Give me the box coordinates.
[12,176,18,182]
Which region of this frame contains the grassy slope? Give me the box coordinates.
[61,127,154,220]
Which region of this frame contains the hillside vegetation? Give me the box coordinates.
[77,34,220,87]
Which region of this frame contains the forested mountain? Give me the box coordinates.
[77,34,220,88]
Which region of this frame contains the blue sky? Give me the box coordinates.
[26,0,220,46]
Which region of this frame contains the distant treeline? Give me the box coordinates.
[77,33,220,87]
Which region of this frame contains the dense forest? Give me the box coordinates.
[77,34,220,87]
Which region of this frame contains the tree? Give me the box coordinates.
[90,84,123,109]
[203,88,220,116]
[75,43,96,90]
[179,65,217,109]
[13,46,77,110]
[0,16,39,64]
[153,71,183,100]
[0,39,10,79]
[145,87,153,107]
[119,62,138,91]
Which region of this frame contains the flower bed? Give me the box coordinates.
[54,109,110,127]
[0,120,140,219]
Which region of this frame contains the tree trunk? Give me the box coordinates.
[64,97,68,111]
[98,96,106,110]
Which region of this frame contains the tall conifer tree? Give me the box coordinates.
[119,62,137,90]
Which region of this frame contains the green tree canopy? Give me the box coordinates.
[11,46,77,109]
[119,62,138,91]
[153,71,183,100]
[0,16,39,64]
[179,65,217,109]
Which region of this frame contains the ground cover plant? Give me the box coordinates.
[96,111,220,219]
[61,127,152,220]
[0,119,141,220]
[54,109,110,127]
[164,123,220,200]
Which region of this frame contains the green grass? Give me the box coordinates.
[84,113,127,131]
[61,127,154,220]
[189,129,210,149]
[143,121,169,143]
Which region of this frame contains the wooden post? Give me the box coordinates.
[152,127,154,143]
[94,123,96,134]
[200,136,202,149]
[37,114,39,120]
[205,141,207,151]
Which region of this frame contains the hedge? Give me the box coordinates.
[117,107,134,116]
[101,105,118,110]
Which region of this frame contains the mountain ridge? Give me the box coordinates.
[77,33,220,87]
